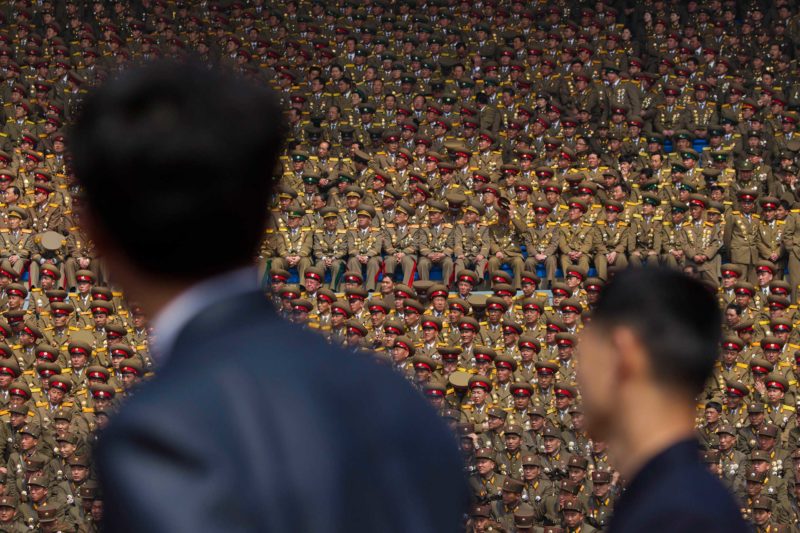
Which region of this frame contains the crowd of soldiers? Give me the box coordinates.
[0,0,800,531]
[255,0,800,531]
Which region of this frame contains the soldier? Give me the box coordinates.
[524,202,559,289]
[312,207,347,291]
[629,194,663,267]
[683,194,723,284]
[469,447,506,505]
[0,208,32,278]
[491,476,535,531]
[416,200,454,285]
[755,197,786,278]
[593,200,630,281]
[586,469,616,530]
[26,184,63,235]
[661,201,688,270]
[345,204,382,291]
[725,190,761,282]
[271,203,312,281]
[453,202,489,287]
[381,201,417,287]
[558,198,595,276]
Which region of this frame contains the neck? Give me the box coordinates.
[607,385,696,480]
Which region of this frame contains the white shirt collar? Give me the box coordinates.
[151,266,258,364]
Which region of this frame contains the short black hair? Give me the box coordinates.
[591,268,721,395]
[70,61,284,281]
[725,303,742,316]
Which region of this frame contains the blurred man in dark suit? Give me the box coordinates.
[578,268,748,533]
[71,62,468,532]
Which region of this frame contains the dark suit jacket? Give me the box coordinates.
[608,439,750,533]
[96,290,469,532]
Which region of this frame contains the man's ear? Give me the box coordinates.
[609,326,649,387]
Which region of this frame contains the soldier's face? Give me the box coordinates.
[48,387,64,404]
[70,353,87,369]
[563,510,583,528]
[71,465,88,483]
[471,388,487,404]
[543,437,560,454]
[0,506,14,521]
[592,482,610,497]
[567,207,583,222]
[121,372,138,389]
[323,217,338,231]
[505,434,521,451]
[766,387,784,403]
[719,433,735,451]
[476,458,494,476]
[722,349,739,365]
[28,485,46,503]
[20,434,36,451]
[93,313,108,327]
[746,480,762,497]
[568,467,585,483]
[752,510,771,526]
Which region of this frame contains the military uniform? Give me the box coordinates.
[417,220,454,284]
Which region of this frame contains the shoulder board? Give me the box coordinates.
[336,229,346,233]
[785,405,796,412]
[62,401,74,407]
[443,223,453,228]
[21,229,31,233]
[632,213,642,219]
[61,368,72,374]
[35,401,47,407]
[596,221,605,226]
[82,407,94,413]
[736,362,748,369]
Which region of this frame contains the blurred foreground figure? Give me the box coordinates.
[578,268,748,533]
[70,61,467,533]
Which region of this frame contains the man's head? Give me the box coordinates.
[579,268,721,440]
[71,61,284,293]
